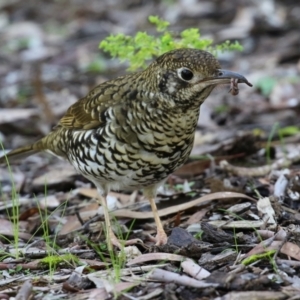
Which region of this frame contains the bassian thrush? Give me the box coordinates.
[0,48,252,250]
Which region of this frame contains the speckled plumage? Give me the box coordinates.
[0,48,252,249]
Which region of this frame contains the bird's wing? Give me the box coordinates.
[58,80,126,130]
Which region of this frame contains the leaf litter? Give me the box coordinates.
[1,0,300,299]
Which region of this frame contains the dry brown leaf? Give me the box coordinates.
[58,203,99,235]
[74,288,109,300]
[113,192,255,219]
[78,188,98,199]
[78,259,108,270]
[278,241,300,261]
[257,197,276,225]
[174,154,245,177]
[38,195,60,209]
[19,208,41,221]
[256,230,287,240]
[245,235,277,257]
[127,253,192,266]
[58,215,86,235]
[79,202,99,213]
[32,163,78,187]
[215,291,288,300]
[0,219,32,241]
[186,208,209,225]
[114,282,139,293]
[246,230,288,257]
[208,220,265,229]
[146,268,217,288]
[79,188,137,207]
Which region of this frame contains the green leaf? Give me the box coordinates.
[278,126,300,137]
[148,15,170,31]
[99,15,244,71]
[256,76,277,97]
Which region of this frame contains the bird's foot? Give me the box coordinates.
[145,227,168,245]
[154,229,168,246]
[108,231,143,250]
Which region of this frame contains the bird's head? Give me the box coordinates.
[146,48,252,108]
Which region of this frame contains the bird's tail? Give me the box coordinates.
[0,140,44,165]
[0,144,39,164]
[1,127,67,165]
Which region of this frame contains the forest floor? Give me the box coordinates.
[0,0,300,299]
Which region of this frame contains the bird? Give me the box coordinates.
[0,48,252,250]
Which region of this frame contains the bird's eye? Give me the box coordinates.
[178,68,194,81]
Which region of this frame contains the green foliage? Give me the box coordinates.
[85,57,106,73]
[242,250,276,266]
[82,54,107,73]
[278,126,300,137]
[40,254,79,269]
[194,231,203,240]
[214,104,230,114]
[255,75,300,97]
[5,37,30,52]
[0,144,21,259]
[99,15,243,71]
[173,181,195,192]
[148,15,169,31]
[7,265,24,275]
[256,76,277,97]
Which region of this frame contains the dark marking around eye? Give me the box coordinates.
[158,72,170,93]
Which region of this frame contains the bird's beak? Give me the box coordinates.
[204,69,253,87]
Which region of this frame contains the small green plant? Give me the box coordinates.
[87,239,126,299]
[256,75,300,97]
[242,250,276,266]
[256,76,277,97]
[278,126,300,137]
[86,218,136,284]
[40,254,79,270]
[99,15,243,71]
[0,145,70,276]
[0,145,21,259]
[31,191,69,277]
[5,37,31,52]
[7,264,23,275]
[173,181,195,192]
[194,231,203,240]
[214,104,230,114]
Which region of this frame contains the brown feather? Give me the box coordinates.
[58,76,135,130]
[0,145,38,164]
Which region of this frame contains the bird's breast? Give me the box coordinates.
[60,106,199,189]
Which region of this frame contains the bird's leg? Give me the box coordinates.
[96,188,142,250]
[144,186,168,245]
[96,191,120,251]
